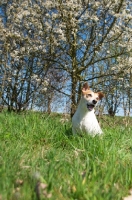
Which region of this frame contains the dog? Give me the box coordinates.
[72,82,104,135]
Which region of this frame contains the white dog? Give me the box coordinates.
[72,83,104,135]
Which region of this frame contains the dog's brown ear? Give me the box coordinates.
[82,82,90,91]
[98,92,104,100]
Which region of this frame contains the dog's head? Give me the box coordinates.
[81,82,104,111]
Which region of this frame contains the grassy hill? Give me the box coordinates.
[0,111,132,200]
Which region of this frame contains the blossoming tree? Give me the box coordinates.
[0,0,131,115]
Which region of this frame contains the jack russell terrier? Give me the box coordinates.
[72,82,104,135]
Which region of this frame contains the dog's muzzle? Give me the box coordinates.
[87,104,95,111]
[87,100,97,111]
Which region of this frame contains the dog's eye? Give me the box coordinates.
[86,94,92,98]
[96,97,99,101]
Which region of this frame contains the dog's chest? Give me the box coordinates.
[80,113,96,129]
[79,112,102,134]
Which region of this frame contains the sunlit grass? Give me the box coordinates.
[0,111,132,200]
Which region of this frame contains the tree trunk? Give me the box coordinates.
[47,96,52,114]
[71,76,78,118]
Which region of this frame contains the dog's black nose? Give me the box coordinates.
[93,100,97,104]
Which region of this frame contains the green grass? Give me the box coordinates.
[0,111,132,200]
